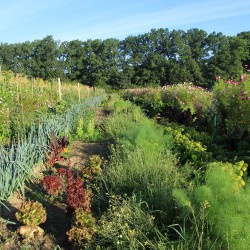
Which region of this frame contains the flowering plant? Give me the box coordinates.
[213,74,250,135]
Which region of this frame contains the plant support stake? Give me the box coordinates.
[58,78,62,101]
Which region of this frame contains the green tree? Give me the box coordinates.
[0,43,15,71]
[237,31,250,69]
[205,33,248,85]
[31,35,60,80]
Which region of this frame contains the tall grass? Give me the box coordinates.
[101,97,182,225]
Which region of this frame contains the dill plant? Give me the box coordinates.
[173,161,250,249]
[102,115,181,224]
[103,98,145,139]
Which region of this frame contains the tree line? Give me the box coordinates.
[0,28,249,88]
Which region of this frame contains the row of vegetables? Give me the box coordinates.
[0,95,106,214]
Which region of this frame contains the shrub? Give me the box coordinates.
[103,98,145,139]
[15,200,47,227]
[123,84,212,125]
[173,161,250,250]
[119,119,171,159]
[103,145,181,224]
[165,126,212,167]
[213,76,250,135]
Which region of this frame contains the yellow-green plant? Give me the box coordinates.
[15,200,47,227]
[173,161,250,249]
[166,126,212,167]
[67,208,96,247]
[88,155,102,175]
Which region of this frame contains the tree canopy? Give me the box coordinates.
[0,29,249,88]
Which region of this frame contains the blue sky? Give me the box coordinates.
[1,0,250,44]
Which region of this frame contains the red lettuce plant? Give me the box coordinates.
[46,133,69,168]
[41,175,62,197]
[57,167,67,177]
[66,169,91,213]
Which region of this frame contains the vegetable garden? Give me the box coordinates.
[1,71,250,249]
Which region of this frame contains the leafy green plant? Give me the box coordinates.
[103,101,145,140]
[15,200,47,227]
[67,208,97,247]
[165,126,212,167]
[173,161,250,250]
[82,155,103,180]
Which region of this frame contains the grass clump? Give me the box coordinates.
[102,102,181,224]
[95,195,170,249]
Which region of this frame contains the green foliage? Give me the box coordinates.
[103,97,145,139]
[102,98,182,223]
[1,29,249,87]
[165,126,212,167]
[67,208,97,247]
[80,155,103,181]
[174,161,250,249]
[103,145,180,223]
[95,195,170,249]
[15,200,47,227]
[213,76,250,135]
[119,119,169,159]
[88,155,102,175]
[0,95,105,213]
[124,83,212,128]
[73,111,100,142]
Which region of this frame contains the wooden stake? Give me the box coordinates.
[78,83,81,102]
[16,74,19,103]
[32,78,34,99]
[58,78,62,101]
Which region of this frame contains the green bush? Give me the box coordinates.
[213,76,250,135]
[71,111,100,142]
[165,126,212,167]
[123,84,212,125]
[173,161,250,250]
[119,119,171,159]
